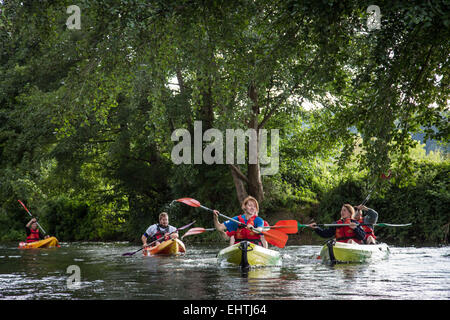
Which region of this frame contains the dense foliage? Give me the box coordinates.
[0,1,448,244]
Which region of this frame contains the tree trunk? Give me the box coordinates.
[228,83,265,204]
[247,83,264,203]
[229,165,248,204]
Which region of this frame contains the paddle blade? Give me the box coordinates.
[375,223,412,227]
[270,220,298,234]
[122,252,134,256]
[262,229,288,248]
[122,247,143,257]
[176,198,201,208]
[18,200,31,213]
[177,220,197,231]
[181,227,208,239]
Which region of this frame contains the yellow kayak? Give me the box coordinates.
[319,240,390,264]
[19,236,60,249]
[143,238,186,256]
[217,241,281,268]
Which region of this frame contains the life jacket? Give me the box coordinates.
[26,228,40,243]
[148,224,170,244]
[359,218,377,243]
[335,218,361,243]
[228,215,262,245]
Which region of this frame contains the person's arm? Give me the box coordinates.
[26,218,36,228]
[212,210,227,232]
[165,226,178,240]
[142,225,156,247]
[250,218,268,248]
[260,236,268,248]
[363,208,379,225]
[141,234,148,247]
[315,227,336,238]
[309,223,336,238]
[353,222,367,241]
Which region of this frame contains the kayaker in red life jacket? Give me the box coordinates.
[141,212,178,248]
[212,196,268,248]
[225,213,270,248]
[25,218,49,243]
[308,204,366,244]
[352,205,378,244]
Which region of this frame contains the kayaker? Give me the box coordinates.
[225,215,269,247]
[212,196,268,248]
[353,205,378,244]
[25,218,49,243]
[308,204,366,244]
[141,212,178,248]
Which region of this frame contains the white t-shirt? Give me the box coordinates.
[144,224,177,239]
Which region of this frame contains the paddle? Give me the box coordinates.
[175,198,288,248]
[182,220,298,239]
[18,200,47,235]
[181,227,216,239]
[122,221,196,256]
[298,222,412,228]
[360,170,392,206]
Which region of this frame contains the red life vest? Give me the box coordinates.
[26,228,40,243]
[335,219,360,243]
[227,215,262,245]
[359,218,377,242]
[148,224,169,244]
[226,219,268,237]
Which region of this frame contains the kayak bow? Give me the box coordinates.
[217,241,281,269]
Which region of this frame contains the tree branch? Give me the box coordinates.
[228,164,249,184]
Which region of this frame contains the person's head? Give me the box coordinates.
[30,222,38,230]
[159,212,169,227]
[340,204,355,219]
[241,196,259,216]
[352,207,362,220]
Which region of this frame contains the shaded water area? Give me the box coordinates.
[0,242,449,300]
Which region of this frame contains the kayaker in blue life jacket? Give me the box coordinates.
[25,218,49,243]
[141,212,178,248]
[212,196,268,248]
[308,204,366,244]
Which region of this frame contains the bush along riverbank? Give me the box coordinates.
[1,160,448,246]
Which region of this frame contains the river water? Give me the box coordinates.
[0,242,449,300]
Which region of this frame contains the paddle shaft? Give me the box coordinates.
[200,205,243,226]
[299,222,411,228]
[18,200,47,234]
[201,205,268,234]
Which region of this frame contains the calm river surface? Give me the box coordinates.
[0,242,449,300]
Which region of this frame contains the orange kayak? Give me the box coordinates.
[19,236,60,249]
[143,238,186,256]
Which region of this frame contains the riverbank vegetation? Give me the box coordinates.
[1,1,448,244]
